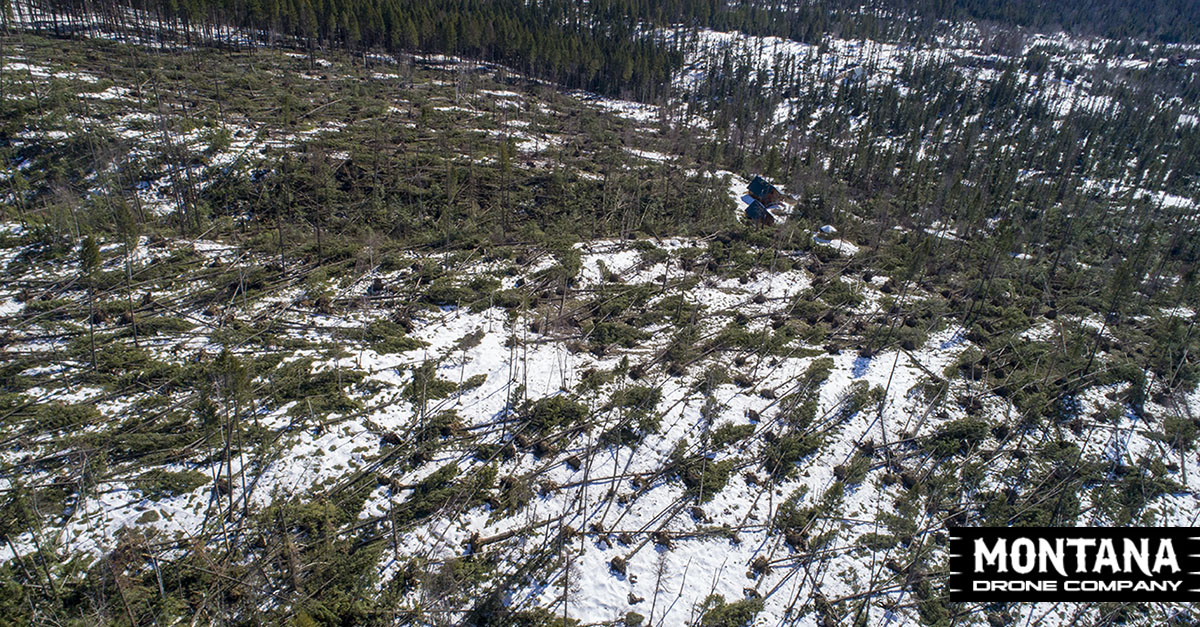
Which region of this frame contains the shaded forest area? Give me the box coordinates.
[9,0,1200,103]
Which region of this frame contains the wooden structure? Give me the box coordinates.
[746,199,775,225]
[748,175,785,205]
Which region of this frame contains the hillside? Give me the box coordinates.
[2,3,1200,627]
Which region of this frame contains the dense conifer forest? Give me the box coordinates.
[9,0,1200,97]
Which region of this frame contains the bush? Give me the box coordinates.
[608,385,660,411]
[710,423,754,449]
[402,463,496,523]
[699,365,731,392]
[587,284,656,320]
[344,319,425,354]
[404,361,458,404]
[32,401,101,432]
[763,432,823,479]
[839,451,871,485]
[817,277,863,309]
[698,594,762,627]
[923,418,990,457]
[523,395,589,433]
[273,358,364,417]
[1161,414,1198,451]
[839,381,883,419]
[137,469,209,500]
[670,440,734,503]
[858,532,896,551]
[589,321,648,348]
[423,278,472,306]
[135,315,196,336]
[802,357,835,388]
[663,324,702,372]
[1109,470,1185,525]
[779,395,819,428]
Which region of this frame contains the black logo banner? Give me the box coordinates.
[949,527,1200,602]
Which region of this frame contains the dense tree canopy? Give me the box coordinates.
[9,0,1200,105]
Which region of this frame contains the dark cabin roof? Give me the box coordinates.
[748,176,772,198]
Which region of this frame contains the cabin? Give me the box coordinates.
[746,199,775,225]
[741,175,793,225]
[748,175,785,205]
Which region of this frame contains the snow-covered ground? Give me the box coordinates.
[2,219,1195,625]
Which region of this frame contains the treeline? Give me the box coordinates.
[711,0,1200,44]
[696,47,1200,194]
[10,0,683,100]
[900,0,1200,45]
[12,0,1199,107]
